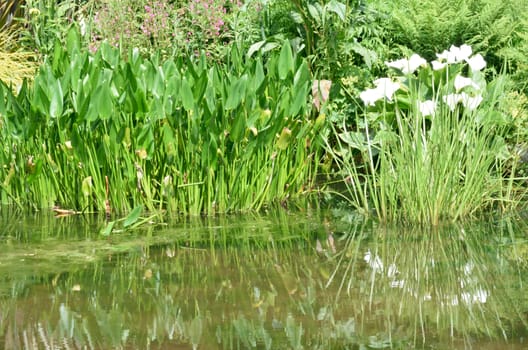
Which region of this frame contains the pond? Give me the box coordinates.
[0,209,527,349]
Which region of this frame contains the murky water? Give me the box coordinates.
[0,209,527,349]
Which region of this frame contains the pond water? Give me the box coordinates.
[0,209,527,349]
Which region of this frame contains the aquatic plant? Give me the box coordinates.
[327,45,525,225]
[0,30,324,215]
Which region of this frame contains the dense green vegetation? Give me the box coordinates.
[1,0,528,224]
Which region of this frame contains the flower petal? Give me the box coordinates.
[373,78,401,100]
[360,88,384,106]
[460,92,483,110]
[443,94,461,111]
[431,60,447,70]
[419,100,436,117]
[466,54,486,71]
[454,75,480,91]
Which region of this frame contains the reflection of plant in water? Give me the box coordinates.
[331,218,528,345]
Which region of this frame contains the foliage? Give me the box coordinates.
[85,0,263,60]
[326,46,524,225]
[0,0,24,29]
[0,30,38,90]
[255,0,390,77]
[371,0,528,82]
[17,0,82,56]
[87,0,174,56]
[0,29,324,215]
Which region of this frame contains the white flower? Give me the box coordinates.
[385,54,427,74]
[454,75,480,91]
[460,92,483,110]
[419,100,436,116]
[457,44,473,61]
[466,53,486,71]
[359,78,401,106]
[373,78,401,101]
[437,49,456,63]
[431,60,447,70]
[436,44,473,63]
[360,88,385,106]
[443,93,461,111]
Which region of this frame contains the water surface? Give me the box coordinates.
[0,209,527,349]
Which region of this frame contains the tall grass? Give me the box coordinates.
[326,50,525,225]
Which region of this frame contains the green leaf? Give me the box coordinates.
[276,127,292,150]
[100,221,116,236]
[123,205,143,228]
[181,78,194,111]
[293,61,310,89]
[325,0,347,22]
[49,79,64,119]
[252,59,265,92]
[0,82,6,116]
[93,83,113,119]
[247,40,265,58]
[225,75,248,110]
[307,4,322,23]
[278,41,294,80]
[339,131,366,150]
[289,82,308,116]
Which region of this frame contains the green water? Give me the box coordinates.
[0,209,527,349]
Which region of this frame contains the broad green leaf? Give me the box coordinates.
[247,40,265,58]
[338,131,366,150]
[252,59,265,92]
[229,112,246,142]
[181,78,194,111]
[278,41,294,80]
[93,83,113,119]
[307,3,322,23]
[225,75,248,110]
[293,61,310,89]
[123,205,143,228]
[325,0,346,21]
[205,85,216,114]
[32,82,50,115]
[288,82,308,116]
[66,26,81,53]
[349,43,377,69]
[49,79,64,119]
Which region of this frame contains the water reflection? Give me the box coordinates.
[0,209,527,349]
[331,218,528,348]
